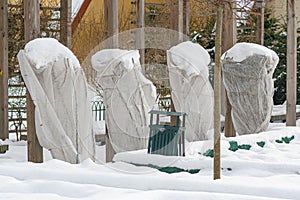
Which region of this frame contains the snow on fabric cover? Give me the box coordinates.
[167,41,214,141]
[92,49,156,153]
[167,41,210,78]
[221,42,279,67]
[18,38,95,163]
[24,38,80,69]
[222,43,279,135]
[92,49,140,72]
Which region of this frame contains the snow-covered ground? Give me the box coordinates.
[1,118,300,200]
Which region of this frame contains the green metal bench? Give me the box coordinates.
[148,110,186,156]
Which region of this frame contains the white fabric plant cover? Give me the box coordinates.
[167,41,214,141]
[18,38,95,164]
[222,43,279,135]
[92,49,156,152]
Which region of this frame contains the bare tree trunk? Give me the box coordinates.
[286,0,297,126]
[24,0,43,163]
[214,0,223,180]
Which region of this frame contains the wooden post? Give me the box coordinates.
[178,0,184,42]
[170,0,181,123]
[104,0,118,48]
[136,0,145,73]
[214,0,223,180]
[286,0,297,126]
[104,0,118,162]
[222,0,236,137]
[183,0,190,35]
[0,0,8,140]
[60,0,72,48]
[170,0,179,46]
[256,0,265,45]
[24,0,43,163]
[170,0,185,42]
[170,0,179,32]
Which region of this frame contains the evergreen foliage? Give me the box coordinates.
[262,13,300,105]
[192,10,300,105]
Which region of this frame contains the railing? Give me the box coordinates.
[91,95,172,122]
[91,100,106,121]
[7,95,171,140]
[8,80,27,140]
[158,96,171,111]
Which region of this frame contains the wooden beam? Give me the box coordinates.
[178,0,184,42]
[169,0,179,123]
[222,0,236,138]
[103,0,118,162]
[170,0,179,32]
[71,0,91,33]
[24,0,43,163]
[0,0,8,140]
[24,0,40,42]
[286,0,297,126]
[136,0,145,73]
[255,0,265,45]
[170,0,187,42]
[271,112,300,122]
[105,126,115,163]
[60,0,72,48]
[170,0,179,46]
[214,0,223,180]
[104,0,118,48]
[169,0,190,122]
[183,0,190,35]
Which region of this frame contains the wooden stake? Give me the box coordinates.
[286,0,297,126]
[222,0,236,137]
[60,0,72,48]
[103,0,118,162]
[214,0,223,180]
[0,0,8,140]
[24,0,43,163]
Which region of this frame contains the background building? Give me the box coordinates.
[265,0,300,28]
